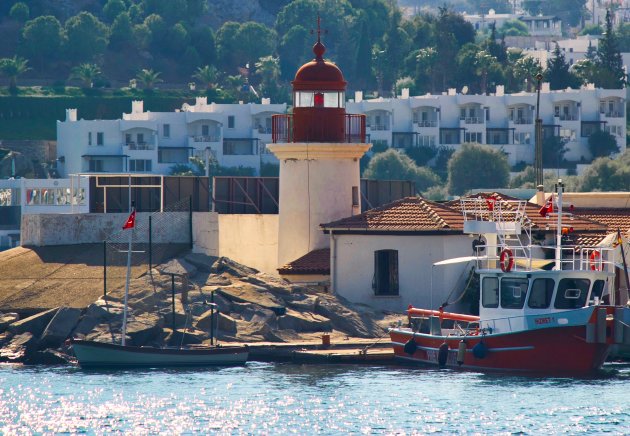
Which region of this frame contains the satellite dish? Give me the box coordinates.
[462,86,469,95]
[182,103,190,111]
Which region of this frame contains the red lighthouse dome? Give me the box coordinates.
[271,18,365,144]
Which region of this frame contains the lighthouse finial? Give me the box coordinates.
[311,14,327,61]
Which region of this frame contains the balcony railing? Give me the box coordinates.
[272,114,367,143]
[415,120,438,127]
[367,124,390,131]
[601,111,623,118]
[556,114,579,121]
[126,142,155,150]
[256,126,273,134]
[191,135,221,142]
[460,117,483,124]
[511,118,533,125]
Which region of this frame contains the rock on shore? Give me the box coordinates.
[0,255,391,365]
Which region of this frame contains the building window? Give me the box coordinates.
[465,132,482,143]
[515,132,531,145]
[163,124,170,138]
[223,139,256,155]
[137,133,144,144]
[89,159,103,172]
[88,132,92,146]
[125,133,132,144]
[129,159,152,172]
[372,249,399,296]
[96,132,104,146]
[228,116,235,129]
[202,124,209,136]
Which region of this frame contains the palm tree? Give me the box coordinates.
[0,56,30,92]
[254,56,280,98]
[69,63,102,89]
[474,50,498,95]
[571,59,598,86]
[192,65,218,90]
[513,56,542,92]
[136,68,163,90]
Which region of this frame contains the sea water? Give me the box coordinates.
[1,362,629,435]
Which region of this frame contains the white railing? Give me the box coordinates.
[511,118,533,125]
[556,114,578,121]
[192,135,220,143]
[126,142,154,150]
[415,120,438,127]
[602,111,623,118]
[460,116,483,124]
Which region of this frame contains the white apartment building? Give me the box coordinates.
[346,85,626,166]
[56,98,287,177]
[462,10,562,37]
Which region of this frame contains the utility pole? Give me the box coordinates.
[534,73,544,188]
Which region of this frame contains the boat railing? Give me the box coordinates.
[472,244,615,272]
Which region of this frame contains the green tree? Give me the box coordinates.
[381,8,411,95]
[571,58,598,85]
[447,143,510,195]
[579,150,630,191]
[0,56,30,92]
[103,0,126,23]
[579,24,603,36]
[9,2,29,22]
[190,26,216,65]
[136,68,163,90]
[513,56,542,92]
[143,14,168,51]
[255,55,281,100]
[588,130,619,158]
[415,47,438,94]
[542,136,568,168]
[64,12,109,62]
[404,145,437,167]
[363,149,440,193]
[69,63,102,89]
[278,25,310,80]
[545,43,579,90]
[21,16,64,67]
[434,7,475,91]
[498,19,528,36]
[163,22,189,56]
[217,21,276,73]
[193,65,218,90]
[523,0,588,28]
[617,22,630,52]
[474,50,498,95]
[596,9,626,88]
[109,12,134,49]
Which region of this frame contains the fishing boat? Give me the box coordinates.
[389,180,630,375]
[72,197,248,368]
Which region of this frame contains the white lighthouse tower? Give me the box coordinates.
[268,21,371,269]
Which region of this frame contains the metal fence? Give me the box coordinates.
[103,197,192,297]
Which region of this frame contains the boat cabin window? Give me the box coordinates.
[500,277,528,309]
[528,278,555,309]
[482,277,499,308]
[590,280,606,304]
[554,278,590,309]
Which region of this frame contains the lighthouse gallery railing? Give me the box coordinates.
[272,114,366,143]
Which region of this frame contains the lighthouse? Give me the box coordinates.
[268,21,371,269]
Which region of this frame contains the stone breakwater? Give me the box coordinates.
[0,254,388,365]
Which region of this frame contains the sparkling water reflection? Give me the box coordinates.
[1,362,630,434]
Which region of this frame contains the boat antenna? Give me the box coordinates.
[554,179,564,270]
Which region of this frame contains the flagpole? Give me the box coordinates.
[618,228,630,304]
[555,180,563,270]
[122,175,132,346]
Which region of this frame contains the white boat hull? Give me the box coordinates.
[72,340,248,368]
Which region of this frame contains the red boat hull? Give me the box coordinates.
[390,326,611,375]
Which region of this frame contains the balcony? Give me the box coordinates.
[126,142,155,150]
[460,116,483,124]
[556,114,579,121]
[415,120,438,128]
[600,111,624,118]
[367,124,390,131]
[191,135,221,143]
[272,113,367,143]
[511,118,533,125]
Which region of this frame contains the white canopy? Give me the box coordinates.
[433,256,479,266]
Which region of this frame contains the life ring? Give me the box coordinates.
[500,248,514,272]
[589,250,601,271]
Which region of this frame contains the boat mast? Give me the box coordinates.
[554,179,564,270]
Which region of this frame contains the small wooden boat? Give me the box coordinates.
[71,340,248,368]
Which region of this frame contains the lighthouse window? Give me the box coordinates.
[295,91,345,108]
[482,277,499,308]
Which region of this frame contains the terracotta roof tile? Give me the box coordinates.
[278,248,330,275]
[573,233,608,247]
[321,197,464,231]
[572,208,630,233]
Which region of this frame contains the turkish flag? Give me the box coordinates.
[538,197,553,217]
[122,210,136,230]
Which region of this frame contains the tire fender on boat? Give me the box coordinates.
[403,338,417,355]
[438,342,449,367]
[457,340,466,366]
